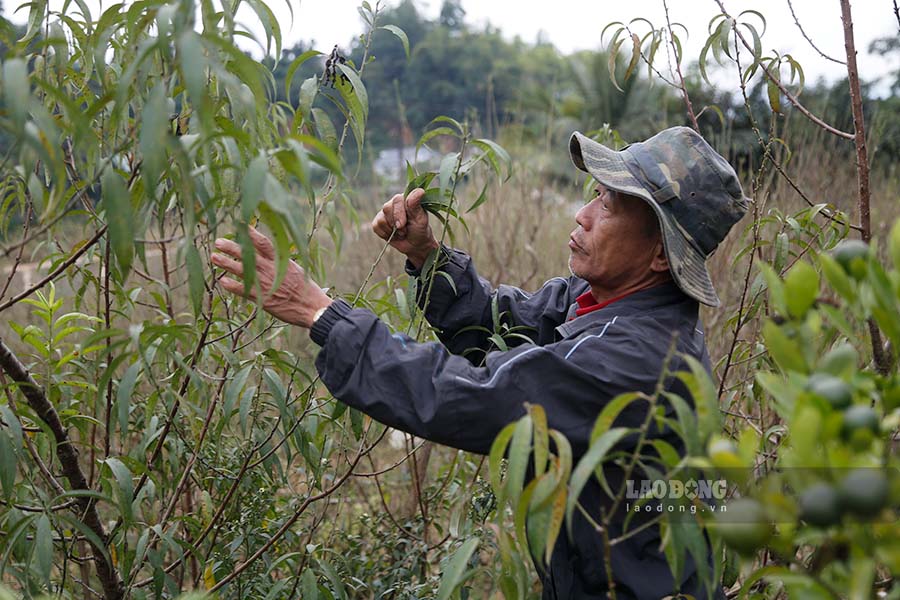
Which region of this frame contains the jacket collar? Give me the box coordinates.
[555,281,694,339]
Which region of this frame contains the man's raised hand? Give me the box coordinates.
[211,226,332,328]
[371,187,439,269]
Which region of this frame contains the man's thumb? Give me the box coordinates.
[405,188,427,219]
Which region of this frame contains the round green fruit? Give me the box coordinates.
[798,483,842,527]
[842,405,880,436]
[831,239,870,279]
[838,469,889,516]
[715,498,773,556]
[806,374,853,410]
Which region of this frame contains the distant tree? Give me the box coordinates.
[439,0,465,31]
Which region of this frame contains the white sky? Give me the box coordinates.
[5,0,899,93]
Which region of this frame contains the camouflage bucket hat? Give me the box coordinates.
[568,126,749,307]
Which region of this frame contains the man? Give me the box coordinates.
[211,126,748,598]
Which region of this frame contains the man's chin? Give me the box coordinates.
[568,255,582,279]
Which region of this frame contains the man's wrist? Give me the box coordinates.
[309,298,352,346]
[406,241,440,271]
[311,304,330,325]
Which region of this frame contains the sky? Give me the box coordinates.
[4,0,899,93]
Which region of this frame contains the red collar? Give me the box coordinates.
[571,290,635,319]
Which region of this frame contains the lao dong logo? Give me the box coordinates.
[626,478,728,504]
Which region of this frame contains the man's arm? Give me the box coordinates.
[371,189,585,355]
[311,299,677,456]
[406,245,584,355]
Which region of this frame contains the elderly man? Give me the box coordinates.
[212,126,747,599]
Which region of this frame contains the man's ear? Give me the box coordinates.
[650,240,669,273]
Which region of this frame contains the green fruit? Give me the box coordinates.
[817,344,858,377]
[831,239,870,279]
[838,469,889,516]
[798,483,842,527]
[806,374,853,410]
[842,405,880,436]
[842,405,880,451]
[715,498,773,556]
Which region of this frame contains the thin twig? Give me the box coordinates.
[662,0,701,130]
[713,0,854,140]
[0,225,108,314]
[786,0,845,64]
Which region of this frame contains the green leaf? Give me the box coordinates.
[489,423,516,501]
[623,32,641,82]
[0,405,22,457]
[298,76,318,120]
[3,58,29,125]
[0,429,16,500]
[467,182,489,213]
[678,355,721,445]
[566,428,629,537]
[767,60,782,114]
[757,262,787,316]
[543,487,566,565]
[889,220,900,273]
[438,152,459,199]
[436,538,479,600]
[34,514,52,584]
[224,364,253,418]
[311,107,338,149]
[818,253,855,303]
[590,392,641,441]
[762,319,807,374]
[380,25,410,59]
[530,404,548,477]
[506,414,533,507]
[300,568,319,599]
[117,361,140,435]
[102,169,134,279]
[177,32,208,114]
[105,457,134,524]
[607,32,626,92]
[471,138,512,180]
[140,83,169,198]
[784,260,819,318]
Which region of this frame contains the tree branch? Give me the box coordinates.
[0,225,108,314]
[839,0,890,375]
[662,0,701,131]
[0,338,124,600]
[714,0,854,140]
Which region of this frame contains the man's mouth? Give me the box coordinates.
[569,236,582,252]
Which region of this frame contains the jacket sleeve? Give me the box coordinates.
[310,299,664,456]
[407,244,583,355]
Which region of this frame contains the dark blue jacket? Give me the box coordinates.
[310,245,723,599]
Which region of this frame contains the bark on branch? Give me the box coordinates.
[839,0,890,375]
[0,338,124,600]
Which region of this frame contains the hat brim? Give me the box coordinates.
[569,131,720,307]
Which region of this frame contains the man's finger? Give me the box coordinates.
[372,214,390,240]
[382,197,398,228]
[405,188,426,215]
[248,226,275,260]
[219,276,255,300]
[214,237,242,259]
[391,193,406,231]
[211,252,244,278]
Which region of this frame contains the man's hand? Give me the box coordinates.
[371,187,439,269]
[211,227,332,328]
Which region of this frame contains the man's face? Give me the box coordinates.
[568,183,666,289]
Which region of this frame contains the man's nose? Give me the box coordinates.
[575,204,588,229]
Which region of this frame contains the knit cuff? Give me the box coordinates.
[309,298,353,346]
